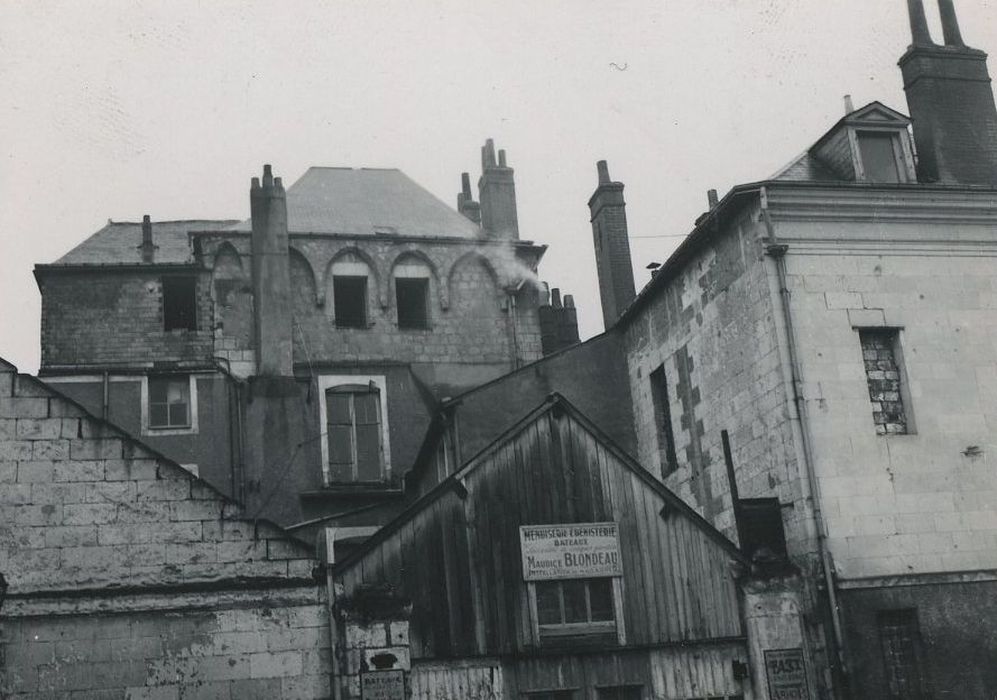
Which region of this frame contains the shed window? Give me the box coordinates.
[396,278,429,329]
[149,376,190,429]
[326,384,384,482]
[333,276,368,328]
[526,692,575,700]
[163,277,197,331]
[536,578,616,640]
[596,687,643,700]
[858,132,902,183]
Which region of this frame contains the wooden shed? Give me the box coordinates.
[330,395,755,699]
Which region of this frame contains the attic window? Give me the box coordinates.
[394,260,432,330]
[332,255,371,329]
[857,132,902,183]
[163,277,197,331]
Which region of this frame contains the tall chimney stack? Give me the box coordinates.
[140,214,156,263]
[457,172,481,225]
[900,0,997,185]
[250,164,293,376]
[589,160,636,330]
[478,139,519,239]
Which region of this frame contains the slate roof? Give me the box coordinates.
[769,151,844,182]
[228,167,483,238]
[51,220,238,266]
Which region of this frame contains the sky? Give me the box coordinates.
[1,0,995,373]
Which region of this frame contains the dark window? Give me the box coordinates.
[536,578,616,642]
[878,609,929,699]
[738,498,788,562]
[596,686,642,700]
[326,385,383,482]
[163,277,197,331]
[148,376,190,429]
[858,329,908,435]
[649,365,679,475]
[396,278,429,329]
[858,132,901,183]
[525,692,575,700]
[333,276,368,328]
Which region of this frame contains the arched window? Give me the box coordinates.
[393,259,431,330]
[331,254,370,329]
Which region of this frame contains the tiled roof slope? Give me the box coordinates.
[228,167,484,238]
[52,219,238,266]
[769,151,844,182]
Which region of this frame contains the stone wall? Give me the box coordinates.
[39,270,214,370]
[0,359,331,698]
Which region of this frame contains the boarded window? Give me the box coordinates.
[858,132,901,183]
[596,686,642,700]
[163,277,197,331]
[396,278,429,329]
[149,376,190,429]
[326,385,384,482]
[859,329,908,435]
[333,276,368,328]
[535,578,616,643]
[649,365,679,476]
[878,609,929,699]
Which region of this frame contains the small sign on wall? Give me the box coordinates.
[361,669,405,700]
[764,648,810,700]
[519,522,623,581]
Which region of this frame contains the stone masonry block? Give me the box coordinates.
[104,458,158,481]
[847,308,886,327]
[53,460,105,482]
[1,440,34,461]
[135,479,191,502]
[69,438,123,461]
[824,292,863,309]
[249,650,303,679]
[0,396,48,418]
[16,418,64,440]
[345,622,387,649]
[33,439,70,460]
[16,460,57,483]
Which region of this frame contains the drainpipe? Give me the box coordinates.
[101,371,110,421]
[759,187,848,692]
[324,527,344,700]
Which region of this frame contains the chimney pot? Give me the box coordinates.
[262,164,273,188]
[551,288,562,308]
[498,149,507,167]
[938,0,965,46]
[461,172,472,196]
[597,160,611,185]
[707,189,719,209]
[844,94,855,114]
[564,294,575,309]
[140,215,154,263]
[906,0,934,46]
[482,139,497,169]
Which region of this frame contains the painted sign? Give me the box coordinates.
[764,648,810,700]
[361,669,405,700]
[519,522,623,581]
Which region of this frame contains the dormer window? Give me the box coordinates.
[857,131,904,183]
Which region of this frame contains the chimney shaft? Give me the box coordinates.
[250,164,293,376]
[477,139,519,239]
[843,94,855,114]
[140,214,155,263]
[588,160,636,330]
[900,2,997,185]
[457,172,481,225]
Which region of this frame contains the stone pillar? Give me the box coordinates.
[335,585,412,700]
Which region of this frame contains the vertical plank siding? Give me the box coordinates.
[336,407,744,659]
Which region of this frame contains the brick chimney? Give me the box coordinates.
[250,164,293,376]
[900,0,997,185]
[478,139,519,239]
[457,172,481,225]
[538,287,580,356]
[139,214,156,263]
[589,160,636,329]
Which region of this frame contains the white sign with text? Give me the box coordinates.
[519,522,623,581]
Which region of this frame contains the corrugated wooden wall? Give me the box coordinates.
[336,403,744,659]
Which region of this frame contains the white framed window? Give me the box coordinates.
[141,374,198,436]
[317,375,392,485]
[528,577,625,647]
[851,128,915,184]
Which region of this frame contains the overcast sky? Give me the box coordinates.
[2,0,995,373]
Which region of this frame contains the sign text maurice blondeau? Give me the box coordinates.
[519,522,623,581]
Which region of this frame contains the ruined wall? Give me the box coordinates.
[620,206,806,556]
[0,361,330,698]
[39,270,214,369]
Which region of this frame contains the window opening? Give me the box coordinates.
[858,329,908,435]
[149,376,191,429]
[858,132,901,183]
[396,278,429,329]
[525,692,575,700]
[333,276,368,328]
[326,385,384,481]
[649,365,679,475]
[163,277,197,331]
[535,578,616,639]
[878,609,929,699]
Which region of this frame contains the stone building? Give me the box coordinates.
[33,140,580,530]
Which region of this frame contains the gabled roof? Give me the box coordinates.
[228,167,484,239]
[50,219,238,266]
[333,393,748,575]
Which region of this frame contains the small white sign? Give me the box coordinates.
[520,522,623,581]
